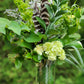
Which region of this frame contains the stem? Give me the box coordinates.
[38,60,55,84]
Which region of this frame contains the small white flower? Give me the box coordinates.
[34,45,43,55]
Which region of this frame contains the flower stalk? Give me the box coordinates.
[38,60,55,84]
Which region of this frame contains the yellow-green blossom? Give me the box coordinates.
[34,45,43,55]
[58,49,66,60]
[48,55,56,61]
[52,41,63,48]
[43,42,52,51]
[48,52,56,61]
[34,41,66,61]
[43,41,66,61]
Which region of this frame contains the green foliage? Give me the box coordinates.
[8,21,21,35]
[0,54,37,84]
[66,41,83,48]
[38,62,55,84]
[0,17,31,35]
[0,0,15,11]
[0,47,79,84]
[0,0,84,83]
[55,76,73,84]
[80,15,84,27]
[45,0,80,40]
[25,52,32,59]
[15,40,32,49]
[45,4,54,18]
[0,17,10,34]
[14,0,34,28]
[65,46,84,72]
[36,16,46,30]
[0,0,83,69]
[24,32,43,43]
[15,58,23,69]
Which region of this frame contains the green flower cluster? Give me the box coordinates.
[14,0,33,27]
[34,41,66,61]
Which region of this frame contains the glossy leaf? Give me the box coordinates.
[33,55,40,62]
[24,32,42,43]
[21,25,30,32]
[8,21,21,35]
[25,52,32,59]
[0,17,10,34]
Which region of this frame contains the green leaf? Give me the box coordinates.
[0,27,6,34]
[54,0,58,4]
[67,41,83,48]
[2,40,12,51]
[47,15,62,33]
[60,36,73,46]
[33,55,42,62]
[33,55,39,62]
[15,58,22,69]
[45,4,53,18]
[81,8,84,15]
[67,25,78,34]
[56,10,68,17]
[74,9,81,18]
[0,17,10,34]
[36,16,46,30]
[65,58,80,70]
[51,4,57,13]
[8,21,21,35]
[80,15,84,27]
[25,52,32,59]
[66,53,80,66]
[59,0,68,6]
[36,32,47,40]
[21,25,30,32]
[15,39,32,49]
[47,29,57,35]
[71,46,83,65]
[53,15,62,23]
[24,32,42,43]
[69,33,81,40]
